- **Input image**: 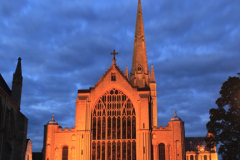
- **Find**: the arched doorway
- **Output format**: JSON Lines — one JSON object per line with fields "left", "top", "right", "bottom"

{"left": 159, "top": 143, "right": 165, "bottom": 160}
{"left": 62, "top": 146, "right": 68, "bottom": 160}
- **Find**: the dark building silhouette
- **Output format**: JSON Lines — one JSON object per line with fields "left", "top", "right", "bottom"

{"left": 0, "top": 58, "right": 30, "bottom": 160}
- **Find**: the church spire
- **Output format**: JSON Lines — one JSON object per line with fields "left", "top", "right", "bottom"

{"left": 131, "top": 0, "right": 148, "bottom": 74}
{"left": 12, "top": 57, "right": 23, "bottom": 107}
{"left": 131, "top": 0, "right": 149, "bottom": 87}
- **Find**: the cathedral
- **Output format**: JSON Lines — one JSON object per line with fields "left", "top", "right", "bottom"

{"left": 43, "top": 0, "right": 218, "bottom": 160}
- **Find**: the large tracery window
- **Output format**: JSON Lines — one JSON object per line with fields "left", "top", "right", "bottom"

{"left": 92, "top": 88, "right": 136, "bottom": 160}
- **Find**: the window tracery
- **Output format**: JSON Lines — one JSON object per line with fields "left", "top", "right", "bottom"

{"left": 92, "top": 88, "right": 136, "bottom": 160}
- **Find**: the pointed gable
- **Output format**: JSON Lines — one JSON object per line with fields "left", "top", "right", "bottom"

{"left": 93, "top": 63, "right": 133, "bottom": 89}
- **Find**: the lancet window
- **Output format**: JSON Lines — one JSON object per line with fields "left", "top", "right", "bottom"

{"left": 92, "top": 88, "right": 136, "bottom": 160}
{"left": 9, "top": 109, "right": 15, "bottom": 143}
{"left": 111, "top": 72, "right": 116, "bottom": 81}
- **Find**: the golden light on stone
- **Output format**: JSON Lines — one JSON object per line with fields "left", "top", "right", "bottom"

{"left": 42, "top": 0, "right": 218, "bottom": 160}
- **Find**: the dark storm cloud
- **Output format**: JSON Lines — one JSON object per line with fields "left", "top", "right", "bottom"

{"left": 1, "top": 0, "right": 239, "bottom": 157}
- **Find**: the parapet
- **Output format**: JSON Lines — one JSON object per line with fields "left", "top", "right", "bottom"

{"left": 152, "top": 124, "right": 172, "bottom": 131}
{"left": 56, "top": 126, "right": 76, "bottom": 132}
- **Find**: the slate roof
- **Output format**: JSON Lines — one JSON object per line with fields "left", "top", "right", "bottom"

{"left": 0, "top": 74, "right": 11, "bottom": 96}
{"left": 185, "top": 137, "right": 210, "bottom": 151}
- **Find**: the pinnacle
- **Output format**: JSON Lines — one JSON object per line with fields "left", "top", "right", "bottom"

{"left": 150, "top": 65, "right": 155, "bottom": 82}
{"left": 125, "top": 65, "right": 129, "bottom": 79}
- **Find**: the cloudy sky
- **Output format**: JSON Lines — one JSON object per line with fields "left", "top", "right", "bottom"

{"left": 1, "top": 0, "right": 240, "bottom": 155}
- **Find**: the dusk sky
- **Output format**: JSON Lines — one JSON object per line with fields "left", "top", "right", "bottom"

{"left": 1, "top": 0, "right": 240, "bottom": 155}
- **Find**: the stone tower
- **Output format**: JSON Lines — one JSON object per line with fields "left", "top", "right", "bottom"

{"left": 130, "top": 0, "right": 158, "bottom": 127}
{"left": 131, "top": 0, "right": 149, "bottom": 88}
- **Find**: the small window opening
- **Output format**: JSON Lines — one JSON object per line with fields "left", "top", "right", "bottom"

{"left": 143, "top": 123, "right": 145, "bottom": 129}
{"left": 138, "top": 65, "right": 141, "bottom": 71}
{"left": 111, "top": 73, "right": 116, "bottom": 81}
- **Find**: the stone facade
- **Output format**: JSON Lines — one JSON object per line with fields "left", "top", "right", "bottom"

{"left": 42, "top": 0, "right": 218, "bottom": 160}
{"left": 152, "top": 113, "right": 185, "bottom": 160}
{"left": 0, "top": 58, "right": 29, "bottom": 160}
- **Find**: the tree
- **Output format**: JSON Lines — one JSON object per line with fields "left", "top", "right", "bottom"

{"left": 206, "top": 75, "right": 240, "bottom": 160}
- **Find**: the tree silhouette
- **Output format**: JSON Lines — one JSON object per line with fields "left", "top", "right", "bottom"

{"left": 206, "top": 75, "right": 240, "bottom": 160}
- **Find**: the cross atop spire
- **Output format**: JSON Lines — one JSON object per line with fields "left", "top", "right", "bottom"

{"left": 111, "top": 50, "right": 118, "bottom": 64}
{"left": 111, "top": 50, "right": 118, "bottom": 59}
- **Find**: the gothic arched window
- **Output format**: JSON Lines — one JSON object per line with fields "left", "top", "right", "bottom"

{"left": 92, "top": 88, "right": 136, "bottom": 160}
{"left": 62, "top": 146, "right": 68, "bottom": 160}
{"left": 159, "top": 143, "right": 165, "bottom": 160}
